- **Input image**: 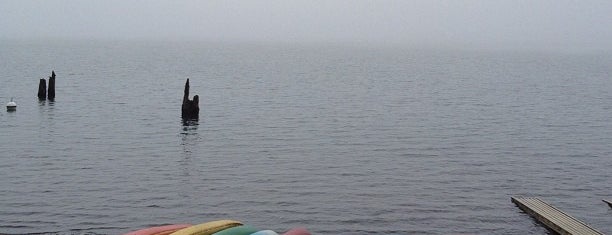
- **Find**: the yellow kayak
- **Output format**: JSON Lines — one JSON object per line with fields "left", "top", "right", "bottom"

{"left": 170, "top": 220, "right": 242, "bottom": 235}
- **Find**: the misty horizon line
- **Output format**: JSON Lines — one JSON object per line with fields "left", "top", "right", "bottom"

{"left": 2, "top": 36, "right": 610, "bottom": 53}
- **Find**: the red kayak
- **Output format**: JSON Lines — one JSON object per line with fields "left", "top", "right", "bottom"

{"left": 282, "top": 227, "right": 311, "bottom": 235}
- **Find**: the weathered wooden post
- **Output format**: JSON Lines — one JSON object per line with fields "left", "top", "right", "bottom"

{"left": 38, "top": 79, "right": 46, "bottom": 100}
{"left": 181, "top": 79, "right": 199, "bottom": 119}
{"left": 48, "top": 71, "right": 55, "bottom": 100}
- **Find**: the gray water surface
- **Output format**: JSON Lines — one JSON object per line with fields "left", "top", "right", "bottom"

{"left": 1, "top": 41, "right": 611, "bottom": 234}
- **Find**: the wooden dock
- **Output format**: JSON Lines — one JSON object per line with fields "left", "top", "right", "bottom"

{"left": 511, "top": 197, "right": 604, "bottom": 235}
{"left": 604, "top": 199, "right": 612, "bottom": 208}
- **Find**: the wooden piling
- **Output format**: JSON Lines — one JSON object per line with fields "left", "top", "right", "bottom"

{"left": 181, "top": 79, "right": 199, "bottom": 119}
{"left": 48, "top": 71, "right": 55, "bottom": 100}
{"left": 38, "top": 79, "right": 46, "bottom": 100}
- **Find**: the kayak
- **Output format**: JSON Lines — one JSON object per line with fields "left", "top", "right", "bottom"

{"left": 282, "top": 227, "right": 311, "bottom": 235}
{"left": 212, "top": 225, "right": 259, "bottom": 235}
{"left": 170, "top": 220, "right": 242, "bottom": 235}
{"left": 250, "top": 230, "right": 279, "bottom": 235}
{"left": 123, "top": 224, "right": 192, "bottom": 235}
{"left": 124, "top": 220, "right": 310, "bottom": 235}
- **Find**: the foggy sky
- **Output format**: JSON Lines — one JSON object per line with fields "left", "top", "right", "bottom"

{"left": 2, "top": 0, "right": 611, "bottom": 50}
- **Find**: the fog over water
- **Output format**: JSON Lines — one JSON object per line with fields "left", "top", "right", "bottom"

{"left": 1, "top": 0, "right": 612, "bottom": 51}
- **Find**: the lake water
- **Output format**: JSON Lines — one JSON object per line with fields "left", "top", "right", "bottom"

{"left": 1, "top": 40, "right": 611, "bottom": 235}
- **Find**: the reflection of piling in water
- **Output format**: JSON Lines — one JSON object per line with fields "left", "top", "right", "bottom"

{"left": 182, "top": 118, "right": 199, "bottom": 128}
{"left": 181, "top": 79, "right": 199, "bottom": 120}
{"left": 48, "top": 71, "right": 55, "bottom": 100}
{"left": 38, "top": 79, "right": 46, "bottom": 100}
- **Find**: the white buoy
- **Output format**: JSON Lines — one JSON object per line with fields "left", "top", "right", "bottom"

{"left": 6, "top": 97, "right": 16, "bottom": 111}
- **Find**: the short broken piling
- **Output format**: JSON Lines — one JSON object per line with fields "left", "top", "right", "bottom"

{"left": 38, "top": 79, "right": 46, "bottom": 100}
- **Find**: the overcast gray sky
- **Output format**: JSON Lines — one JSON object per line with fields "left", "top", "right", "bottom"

{"left": 1, "top": 0, "right": 611, "bottom": 50}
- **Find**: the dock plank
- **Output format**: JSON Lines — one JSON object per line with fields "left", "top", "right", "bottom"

{"left": 604, "top": 199, "right": 612, "bottom": 208}
{"left": 511, "top": 197, "right": 604, "bottom": 235}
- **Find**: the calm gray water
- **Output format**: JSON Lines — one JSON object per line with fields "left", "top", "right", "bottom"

{"left": 1, "top": 40, "right": 611, "bottom": 235}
